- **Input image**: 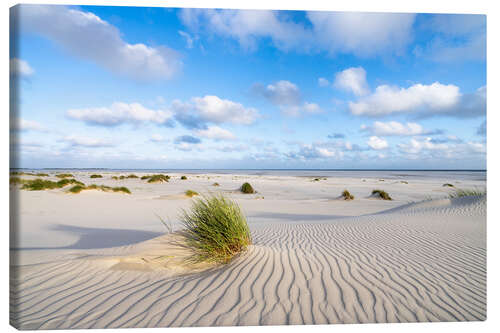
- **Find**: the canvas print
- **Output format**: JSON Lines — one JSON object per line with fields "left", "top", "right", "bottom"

{"left": 9, "top": 4, "right": 486, "bottom": 330}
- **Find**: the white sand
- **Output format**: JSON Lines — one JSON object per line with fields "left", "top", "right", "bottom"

{"left": 9, "top": 171, "right": 486, "bottom": 329}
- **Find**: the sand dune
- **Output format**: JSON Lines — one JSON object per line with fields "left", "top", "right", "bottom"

{"left": 10, "top": 194, "right": 486, "bottom": 329}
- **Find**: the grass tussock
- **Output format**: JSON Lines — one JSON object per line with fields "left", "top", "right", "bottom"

{"left": 69, "top": 184, "right": 131, "bottom": 194}
{"left": 180, "top": 194, "right": 252, "bottom": 264}
{"left": 400, "top": 181, "right": 409, "bottom": 184}
{"left": 341, "top": 190, "right": 354, "bottom": 200}
{"left": 90, "top": 174, "right": 103, "bottom": 178}
{"left": 10, "top": 171, "right": 49, "bottom": 177}
{"left": 55, "top": 173, "right": 74, "bottom": 179}
{"left": 147, "top": 174, "right": 170, "bottom": 183}
{"left": 212, "top": 182, "right": 220, "bottom": 186}
{"left": 181, "top": 175, "right": 187, "bottom": 180}
{"left": 113, "top": 174, "right": 139, "bottom": 180}
{"left": 10, "top": 177, "right": 26, "bottom": 185}
{"left": 448, "top": 188, "right": 486, "bottom": 198}
{"left": 185, "top": 190, "right": 199, "bottom": 197}
{"left": 443, "top": 183, "right": 455, "bottom": 187}
{"left": 240, "top": 182, "right": 255, "bottom": 194}
{"left": 372, "top": 189, "right": 392, "bottom": 200}
{"left": 20, "top": 178, "right": 84, "bottom": 191}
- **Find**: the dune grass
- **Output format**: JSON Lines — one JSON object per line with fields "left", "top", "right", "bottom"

{"left": 90, "top": 174, "right": 103, "bottom": 178}
{"left": 212, "top": 182, "right": 220, "bottom": 186}
{"left": 180, "top": 194, "right": 252, "bottom": 264}
{"left": 113, "top": 174, "right": 139, "bottom": 180}
{"left": 372, "top": 189, "right": 392, "bottom": 200}
{"left": 125, "top": 174, "right": 139, "bottom": 178}
{"left": 448, "top": 188, "right": 486, "bottom": 198}
{"left": 341, "top": 189, "right": 354, "bottom": 200}
{"left": 68, "top": 184, "right": 131, "bottom": 194}
{"left": 181, "top": 175, "right": 187, "bottom": 180}
{"left": 10, "top": 171, "right": 49, "bottom": 177}
{"left": 20, "top": 178, "right": 84, "bottom": 191}
{"left": 240, "top": 182, "right": 255, "bottom": 194}
{"left": 185, "top": 190, "right": 199, "bottom": 197}
{"left": 147, "top": 174, "right": 170, "bottom": 183}
{"left": 443, "top": 183, "right": 455, "bottom": 187}
{"left": 10, "top": 177, "right": 25, "bottom": 185}
{"left": 55, "top": 173, "right": 74, "bottom": 179}
{"left": 400, "top": 181, "right": 409, "bottom": 184}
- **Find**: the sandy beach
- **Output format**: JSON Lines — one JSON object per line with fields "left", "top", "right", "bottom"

{"left": 9, "top": 170, "right": 486, "bottom": 329}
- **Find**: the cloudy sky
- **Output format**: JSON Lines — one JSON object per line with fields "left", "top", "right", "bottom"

{"left": 10, "top": 5, "right": 486, "bottom": 169}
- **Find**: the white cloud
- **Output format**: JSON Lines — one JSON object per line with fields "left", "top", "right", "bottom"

{"left": 318, "top": 77, "right": 330, "bottom": 87}
{"left": 63, "top": 135, "right": 113, "bottom": 147}
{"left": 254, "top": 80, "right": 321, "bottom": 116}
{"left": 349, "top": 82, "right": 463, "bottom": 116}
{"left": 14, "top": 5, "right": 181, "bottom": 81}
{"left": 10, "top": 118, "right": 46, "bottom": 132}
{"left": 367, "top": 136, "right": 388, "bottom": 150}
{"left": 334, "top": 67, "right": 370, "bottom": 96}
{"left": 191, "top": 95, "right": 259, "bottom": 125}
{"left": 180, "top": 9, "right": 416, "bottom": 57}
{"left": 10, "top": 58, "right": 34, "bottom": 77}
{"left": 306, "top": 12, "right": 416, "bottom": 57}
{"left": 196, "top": 126, "right": 236, "bottom": 141}
{"left": 178, "top": 30, "right": 195, "bottom": 48}
{"left": 67, "top": 102, "right": 174, "bottom": 127}
{"left": 361, "top": 121, "right": 441, "bottom": 136}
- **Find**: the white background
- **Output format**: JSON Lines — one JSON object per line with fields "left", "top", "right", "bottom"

{"left": 2, "top": 1, "right": 498, "bottom": 332}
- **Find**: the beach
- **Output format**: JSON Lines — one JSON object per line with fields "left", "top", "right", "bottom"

{"left": 9, "top": 170, "right": 486, "bottom": 329}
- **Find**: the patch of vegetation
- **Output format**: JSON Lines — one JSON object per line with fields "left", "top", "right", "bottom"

{"left": 56, "top": 179, "right": 84, "bottom": 187}
{"left": 147, "top": 174, "right": 170, "bottom": 183}
{"left": 180, "top": 194, "right": 252, "bottom": 264}
{"left": 212, "top": 182, "right": 220, "bottom": 186}
{"left": 10, "top": 171, "right": 49, "bottom": 177}
{"left": 125, "top": 174, "right": 138, "bottom": 178}
{"left": 313, "top": 178, "right": 320, "bottom": 181}
{"left": 341, "top": 190, "right": 354, "bottom": 200}
{"left": 443, "top": 183, "right": 455, "bottom": 187}
{"left": 10, "top": 177, "right": 25, "bottom": 185}
{"left": 113, "top": 174, "right": 140, "bottom": 180}
{"left": 181, "top": 175, "right": 187, "bottom": 180}
{"left": 372, "top": 189, "right": 392, "bottom": 200}
{"left": 448, "top": 188, "right": 486, "bottom": 198}
{"left": 90, "top": 174, "right": 103, "bottom": 178}
{"left": 69, "top": 184, "right": 131, "bottom": 194}
{"left": 400, "top": 181, "right": 409, "bottom": 184}
{"left": 185, "top": 190, "right": 199, "bottom": 197}
{"left": 55, "top": 173, "right": 74, "bottom": 179}
{"left": 240, "top": 182, "right": 255, "bottom": 194}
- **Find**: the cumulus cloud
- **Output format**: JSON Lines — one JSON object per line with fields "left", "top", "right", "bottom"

{"left": 180, "top": 9, "right": 415, "bottom": 57}
{"left": 174, "top": 95, "right": 259, "bottom": 129}
{"left": 67, "top": 102, "right": 175, "bottom": 127}
{"left": 361, "top": 121, "right": 442, "bottom": 136}
{"left": 10, "top": 118, "right": 46, "bottom": 132}
{"left": 62, "top": 135, "right": 113, "bottom": 148}
{"left": 150, "top": 134, "right": 166, "bottom": 142}
{"left": 10, "top": 58, "right": 34, "bottom": 77}
{"left": 196, "top": 126, "right": 236, "bottom": 141}
{"left": 348, "top": 82, "right": 485, "bottom": 118}
{"left": 285, "top": 144, "right": 340, "bottom": 160}
{"left": 334, "top": 67, "right": 369, "bottom": 96}
{"left": 367, "top": 136, "right": 388, "bottom": 150}
{"left": 13, "top": 5, "right": 181, "bottom": 81}
{"left": 253, "top": 80, "right": 321, "bottom": 116}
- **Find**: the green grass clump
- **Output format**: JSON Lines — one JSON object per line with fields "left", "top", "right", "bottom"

{"left": 448, "top": 188, "right": 486, "bottom": 198}
{"left": 180, "top": 194, "right": 252, "bottom": 264}
{"left": 112, "top": 186, "right": 131, "bottom": 194}
{"left": 10, "top": 177, "right": 26, "bottom": 185}
{"left": 55, "top": 173, "right": 74, "bottom": 179}
{"left": 68, "top": 185, "right": 86, "bottom": 193}
{"left": 56, "top": 178, "right": 84, "bottom": 187}
{"left": 240, "top": 182, "right": 255, "bottom": 194}
{"left": 10, "top": 171, "right": 49, "bottom": 177}
{"left": 443, "top": 183, "right": 455, "bottom": 187}
{"left": 20, "top": 178, "right": 84, "bottom": 191}
{"left": 181, "top": 175, "right": 187, "bottom": 180}
{"left": 372, "top": 189, "right": 392, "bottom": 200}
{"left": 400, "top": 181, "right": 409, "bottom": 184}
{"left": 125, "top": 174, "right": 138, "bottom": 178}
{"left": 147, "top": 174, "right": 170, "bottom": 183}
{"left": 341, "top": 190, "right": 354, "bottom": 200}
{"left": 185, "top": 190, "right": 199, "bottom": 197}
{"left": 90, "top": 174, "right": 103, "bottom": 178}
{"left": 35, "top": 173, "right": 49, "bottom": 177}
{"left": 212, "top": 182, "right": 220, "bottom": 186}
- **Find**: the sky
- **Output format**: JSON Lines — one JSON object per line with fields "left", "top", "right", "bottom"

{"left": 9, "top": 4, "right": 487, "bottom": 169}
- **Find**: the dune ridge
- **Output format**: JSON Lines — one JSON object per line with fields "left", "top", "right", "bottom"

{"left": 10, "top": 196, "right": 486, "bottom": 329}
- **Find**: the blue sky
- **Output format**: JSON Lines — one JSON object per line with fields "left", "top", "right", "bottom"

{"left": 10, "top": 5, "right": 486, "bottom": 169}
